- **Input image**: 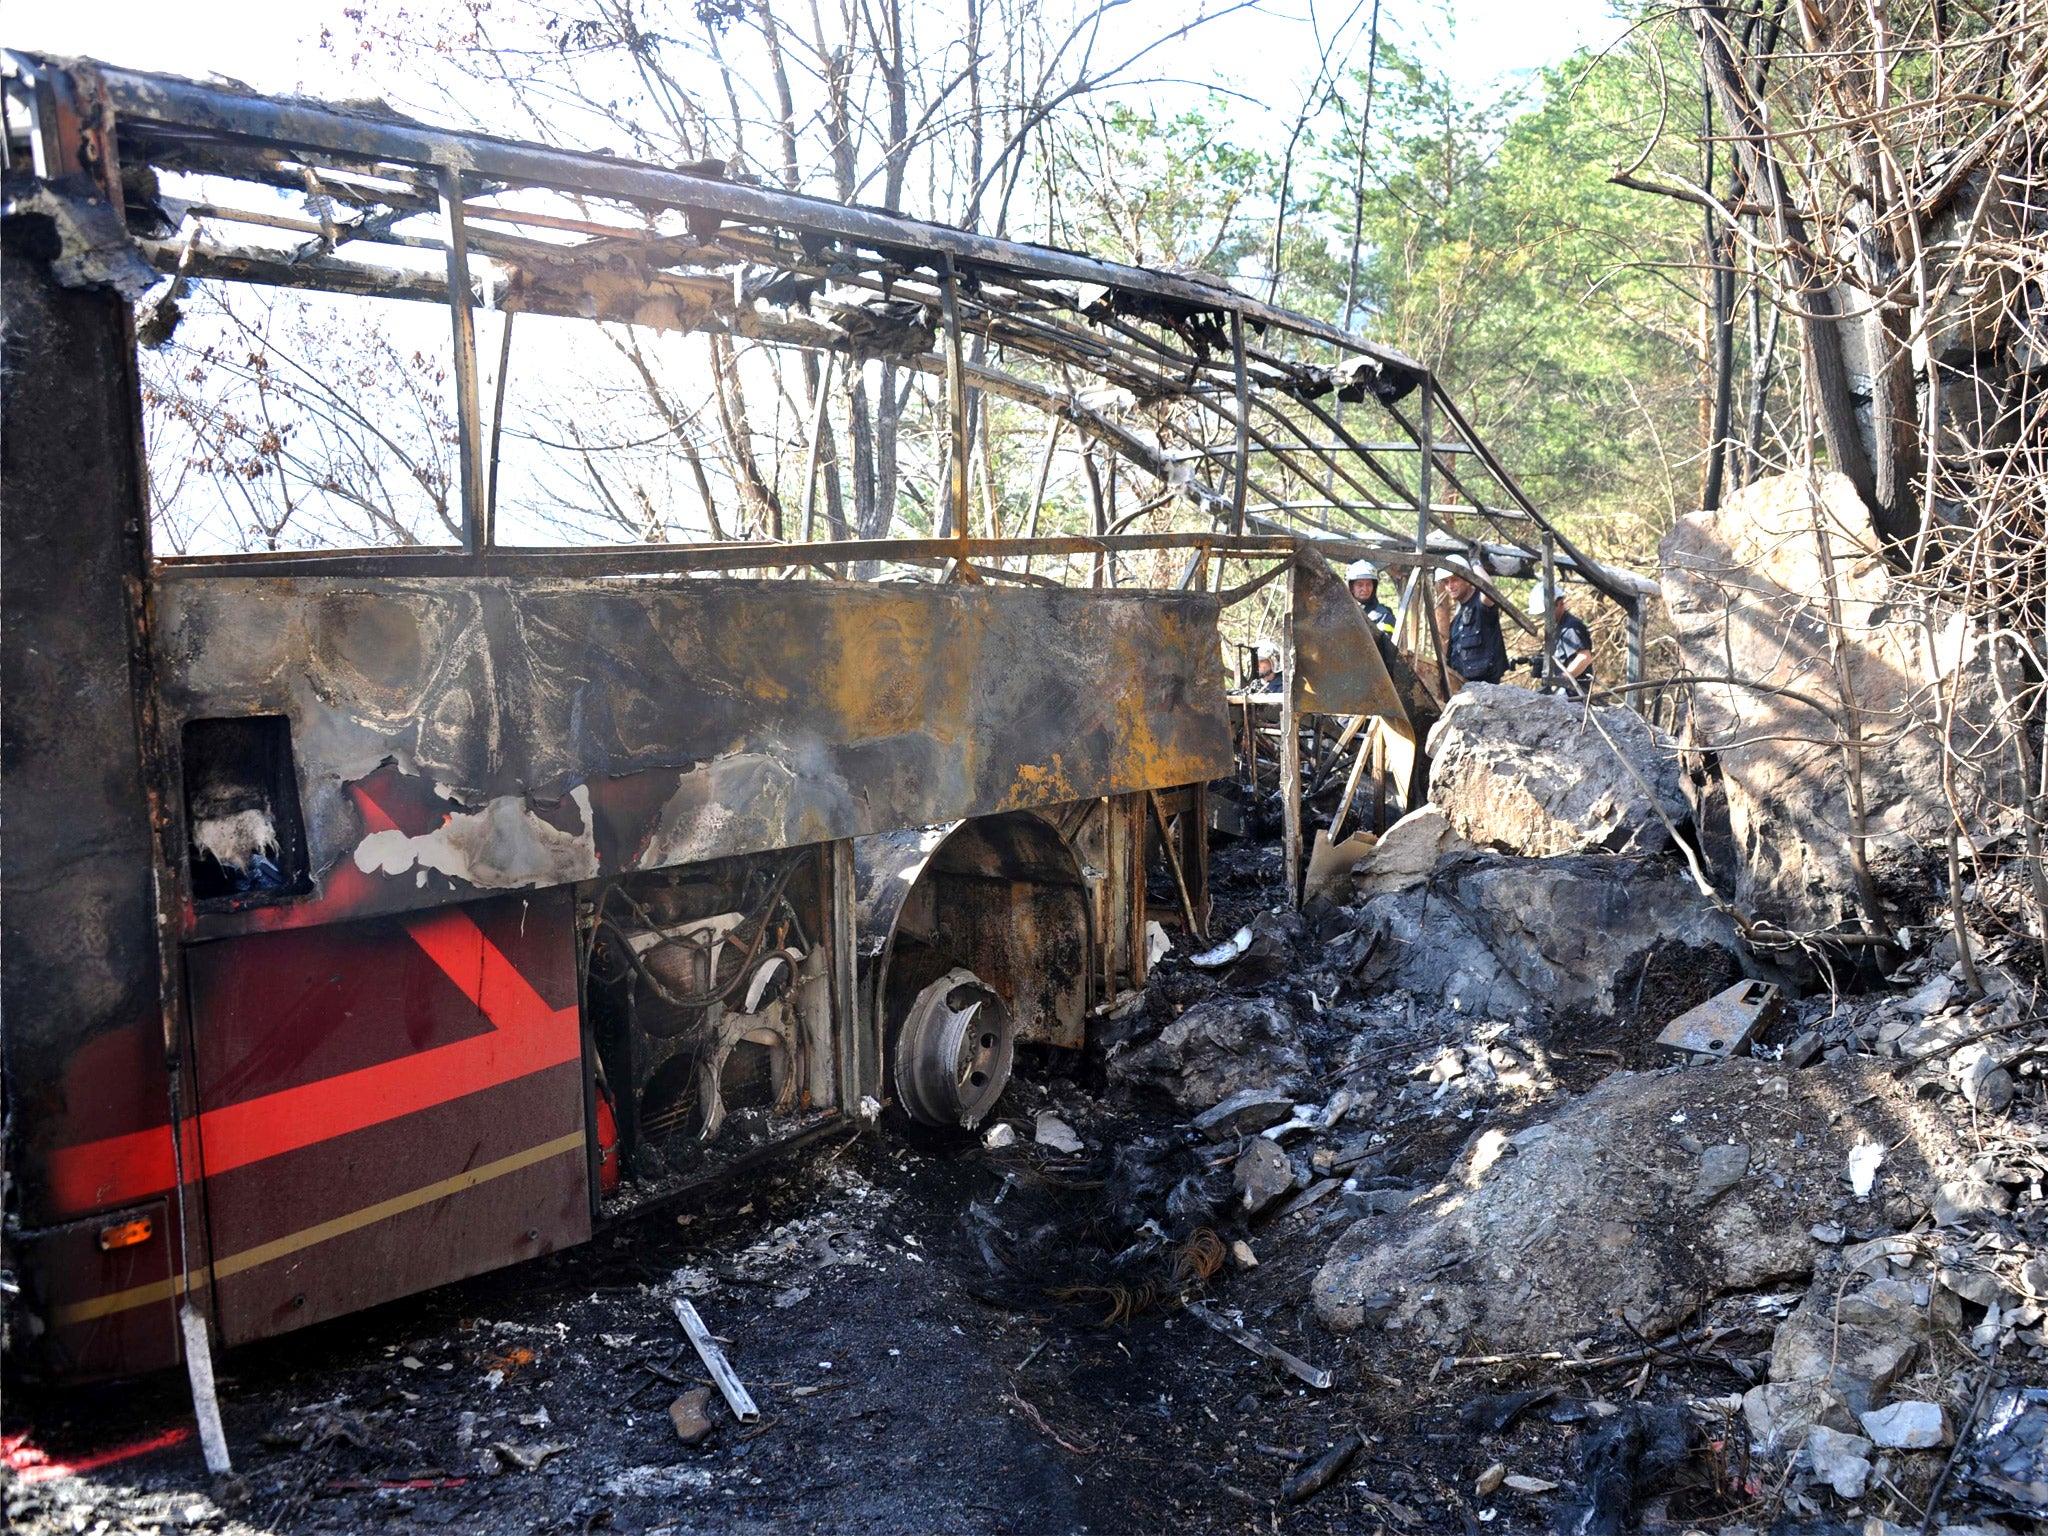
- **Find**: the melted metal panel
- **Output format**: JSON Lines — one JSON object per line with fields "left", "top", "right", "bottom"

{"left": 152, "top": 576, "right": 1233, "bottom": 934}
{"left": 1290, "top": 554, "right": 1408, "bottom": 725}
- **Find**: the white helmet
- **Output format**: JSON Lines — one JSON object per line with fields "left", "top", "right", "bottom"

{"left": 1526, "top": 584, "right": 1560, "bottom": 617}
{"left": 1344, "top": 559, "right": 1379, "bottom": 583}
{"left": 1439, "top": 554, "right": 1475, "bottom": 581}
{"left": 1254, "top": 639, "right": 1282, "bottom": 660}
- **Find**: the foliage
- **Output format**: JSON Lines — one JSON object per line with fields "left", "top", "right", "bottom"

{"left": 1280, "top": 31, "right": 1709, "bottom": 566}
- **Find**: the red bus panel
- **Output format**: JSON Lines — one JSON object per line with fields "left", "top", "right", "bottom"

{"left": 182, "top": 891, "right": 588, "bottom": 1346}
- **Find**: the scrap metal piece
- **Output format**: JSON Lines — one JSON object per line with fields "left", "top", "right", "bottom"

{"left": 1656, "top": 978, "right": 1781, "bottom": 1063}
{"left": 669, "top": 1297, "right": 760, "bottom": 1424}
{"left": 1184, "top": 1301, "right": 1333, "bottom": 1390}
{"left": 4, "top": 178, "right": 164, "bottom": 300}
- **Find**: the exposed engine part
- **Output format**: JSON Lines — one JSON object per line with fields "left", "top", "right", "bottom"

{"left": 630, "top": 912, "right": 748, "bottom": 1038}
{"left": 892, "top": 968, "right": 1014, "bottom": 1129}
{"left": 584, "top": 850, "right": 826, "bottom": 1167}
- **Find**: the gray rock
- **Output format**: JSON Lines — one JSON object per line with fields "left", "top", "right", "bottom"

{"left": 1901, "top": 975, "right": 1958, "bottom": 1016}
{"left": 1843, "top": 1235, "right": 1919, "bottom": 1275}
{"left": 1234, "top": 1138, "right": 1295, "bottom": 1216}
{"left": 1423, "top": 683, "right": 1688, "bottom": 857}
{"left": 1353, "top": 853, "right": 1746, "bottom": 1020}
{"left": 1745, "top": 1381, "right": 1850, "bottom": 1459}
{"left": 2020, "top": 1256, "right": 2048, "bottom": 1299}
{"left": 1809, "top": 1222, "right": 1846, "bottom": 1244}
{"left": 1192, "top": 1089, "right": 1300, "bottom": 1142}
{"left": 1834, "top": 1279, "right": 1927, "bottom": 1335}
{"left": 1931, "top": 1171, "right": 2013, "bottom": 1227}
{"left": 1770, "top": 1308, "right": 1919, "bottom": 1413}
{"left": 1937, "top": 1266, "right": 2006, "bottom": 1308}
{"left": 1312, "top": 1059, "right": 1946, "bottom": 1348}
{"left": 1859, "top": 1400, "right": 1948, "bottom": 1449}
{"left": 1340, "top": 1186, "right": 1420, "bottom": 1218}
{"left": 1661, "top": 472, "right": 2025, "bottom": 934}
{"left": 1958, "top": 1054, "right": 2016, "bottom": 1114}
{"left": 1804, "top": 1425, "right": 1873, "bottom": 1498}
{"left": 1350, "top": 804, "right": 1471, "bottom": 899}
{"left": 1105, "top": 997, "right": 1308, "bottom": 1111}
{"left": 1696, "top": 1144, "right": 1751, "bottom": 1205}
{"left": 1785, "top": 1031, "right": 1824, "bottom": 1068}
{"left": 1898, "top": 1014, "right": 1978, "bottom": 1058}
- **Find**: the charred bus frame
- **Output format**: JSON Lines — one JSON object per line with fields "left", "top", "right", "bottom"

{"left": 1, "top": 52, "right": 1621, "bottom": 1385}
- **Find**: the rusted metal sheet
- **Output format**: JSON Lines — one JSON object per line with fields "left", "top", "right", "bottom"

{"left": 153, "top": 576, "right": 1232, "bottom": 936}
{"left": 1289, "top": 554, "right": 1408, "bottom": 726}
{"left": 853, "top": 811, "right": 1092, "bottom": 1054}
{"left": 1656, "top": 979, "right": 1783, "bottom": 1063}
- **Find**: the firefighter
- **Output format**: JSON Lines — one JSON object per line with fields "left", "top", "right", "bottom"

{"left": 1526, "top": 584, "right": 1595, "bottom": 695}
{"left": 1434, "top": 556, "right": 1508, "bottom": 687}
{"left": 1251, "top": 639, "right": 1284, "bottom": 693}
{"left": 1346, "top": 558, "right": 1397, "bottom": 636}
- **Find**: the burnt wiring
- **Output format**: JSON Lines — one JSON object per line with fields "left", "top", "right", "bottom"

{"left": 584, "top": 848, "right": 814, "bottom": 1012}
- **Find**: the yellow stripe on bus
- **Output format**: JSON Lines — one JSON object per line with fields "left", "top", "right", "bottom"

{"left": 53, "top": 1131, "right": 587, "bottom": 1327}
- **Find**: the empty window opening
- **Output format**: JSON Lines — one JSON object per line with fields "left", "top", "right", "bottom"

{"left": 182, "top": 715, "right": 309, "bottom": 904}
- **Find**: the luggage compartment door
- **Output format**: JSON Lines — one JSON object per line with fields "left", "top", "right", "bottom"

{"left": 183, "top": 890, "right": 588, "bottom": 1346}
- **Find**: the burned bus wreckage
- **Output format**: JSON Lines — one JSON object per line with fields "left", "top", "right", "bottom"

{"left": 0, "top": 53, "right": 1631, "bottom": 1395}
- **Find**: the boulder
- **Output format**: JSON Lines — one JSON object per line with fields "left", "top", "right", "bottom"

{"left": 1744, "top": 1270, "right": 1935, "bottom": 1458}
{"left": 1424, "top": 683, "right": 1688, "bottom": 856}
{"left": 1768, "top": 1306, "right": 1920, "bottom": 1413}
{"left": 1104, "top": 997, "right": 1308, "bottom": 1111}
{"left": 1312, "top": 1058, "right": 1963, "bottom": 1350}
{"left": 1353, "top": 852, "right": 1746, "bottom": 1020}
{"left": 1661, "top": 471, "right": 2025, "bottom": 933}
{"left": 1349, "top": 805, "right": 1470, "bottom": 899}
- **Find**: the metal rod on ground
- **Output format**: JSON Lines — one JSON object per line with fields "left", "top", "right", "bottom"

{"left": 800, "top": 348, "right": 835, "bottom": 545}
{"left": 670, "top": 1297, "right": 760, "bottom": 1423}
{"left": 1185, "top": 1301, "right": 1332, "bottom": 1390}
{"left": 485, "top": 309, "right": 514, "bottom": 539}
{"left": 1230, "top": 311, "right": 1249, "bottom": 536}
{"left": 1148, "top": 789, "right": 1205, "bottom": 938}
{"left": 437, "top": 163, "right": 488, "bottom": 553}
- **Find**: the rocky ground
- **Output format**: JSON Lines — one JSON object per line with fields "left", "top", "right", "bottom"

{"left": 12, "top": 786, "right": 2048, "bottom": 1534}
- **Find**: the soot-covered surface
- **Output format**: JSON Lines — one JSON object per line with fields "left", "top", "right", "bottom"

{"left": 11, "top": 832, "right": 2043, "bottom": 1535}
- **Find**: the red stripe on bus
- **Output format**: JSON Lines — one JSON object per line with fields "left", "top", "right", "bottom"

{"left": 44, "top": 792, "right": 579, "bottom": 1217}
